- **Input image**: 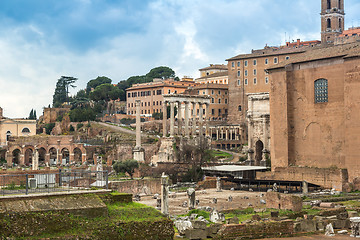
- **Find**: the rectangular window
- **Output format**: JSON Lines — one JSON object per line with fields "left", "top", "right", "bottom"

{"left": 237, "top": 70, "right": 241, "bottom": 77}
{"left": 265, "top": 77, "right": 269, "bottom": 84}
{"left": 245, "top": 79, "right": 248, "bottom": 85}
{"left": 128, "top": 93, "right": 131, "bottom": 98}
{"left": 244, "top": 60, "right": 248, "bottom": 67}
{"left": 254, "top": 78, "right": 257, "bottom": 85}
{"left": 237, "top": 61, "right": 240, "bottom": 67}
{"left": 253, "top": 59, "right": 257, "bottom": 66}
{"left": 237, "top": 79, "right": 241, "bottom": 86}
{"left": 232, "top": 62, "right": 235, "bottom": 68}
{"left": 225, "top": 109, "right": 228, "bottom": 114}
{"left": 218, "top": 98, "right": 221, "bottom": 104}
{"left": 245, "top": 70, "right": 248, "bottom": 76}
{"left": 211, "top": 90, "right": 214, "bottom": 94}
{"left": 218, "top": 109, "right": 222, "bottom": 115}
{"left": 225, "top": 99, "right": 228, "bottom": 104}
{"left": 253, "top": 69, "right": 257, "bottom": 76}
{"left": 211, "top": 109, "right": 215, "bottom": 115}
{"left": 315, "top": 79, "right": 328, "bottom": 103}
{"left": 265, "top": 58, "right": 268, "bottom": 65}
{"left": 212, "top": 98, "right": 214, "bottom": 103}
{"left": 274, "top": 57, "right": 278, "bottom": 64}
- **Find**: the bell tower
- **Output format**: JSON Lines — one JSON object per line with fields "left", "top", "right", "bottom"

{"left": 321, "top": 0, "right": 345, "bottom": 44}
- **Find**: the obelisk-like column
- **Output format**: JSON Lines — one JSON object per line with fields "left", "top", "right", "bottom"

{"left": 205, "top": 103, "right": 210, "bottom": 137}
{"left": 192, "top": 102, "right": 197, "bottom": 136}
{"left": 162, "top": 101, "right": 167, "bottom": 137}
{"left": 135, "top": 100, "right": 141, "bottom": 148}
{"left": 199, "top": 103, "right": 204, "bottom": 137}
{"left": 170, "top": 101, "right": 175, "bottom": 137}
{"left": 184, "top": 101, "right": 190, "bottom": 137}
{"left": 177, "top": 101, "right": 182, "bottom": 136}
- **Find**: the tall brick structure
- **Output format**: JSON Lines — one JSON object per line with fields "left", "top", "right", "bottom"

{"left": 265, "top": 42, "right": 360, "bottom": 191}
{"left": 321, "top": 0, "right": 345, "bottom": 44}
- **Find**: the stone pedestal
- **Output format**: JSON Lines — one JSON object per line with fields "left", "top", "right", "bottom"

{"left": 187, "top": 188, "right": 196, "bottom": 210}
{"left": 350, "top": 217, "right": 360, "bottom": 237}
{"left": 133, "top": 147, "right": 145, "bottom": 162}
{"left": 32, "top": 150, "right": 39, "bottom": 170}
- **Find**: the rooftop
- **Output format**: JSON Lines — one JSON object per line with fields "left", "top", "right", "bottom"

{"left": 199, "top": 64, "right": 227, "bottom": 71}
{"left": 193, "top": 83, "right": 228, "bottom": 90}
{"left": 226, "top": 47, "right": 306, "bottom": 61}
{"left": 267, "top": 42, "right": 360, "bottom": 71}
{"left": 196, "top": 71, "right": 228, "bottom": 80}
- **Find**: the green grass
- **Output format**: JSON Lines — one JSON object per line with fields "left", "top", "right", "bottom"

{"left": 340, "top": 200, "right": 360, "bottom": 208}
{"left": 210, "top": 150, "right": 232, "bottom": 159}
{"left": 107, "top": 202, "right": 165, "bottom": 222}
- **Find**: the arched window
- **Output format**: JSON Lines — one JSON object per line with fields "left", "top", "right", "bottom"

{"left": 327, "top": 0, "right": 331, "bottom": 9}
{"left": 339, "top": 18, "right": 342, "bottom": 28}
{"left": 338, "top": 0, "right": 341, "bottom": 8}
{"left": 6, "top": 131, "right": 11, "bottom": 141}
{"left": 22, "top": 128, "right": 30, "bottom": 133}
{"left": 327, "top": 19, "right": 331, "bottom": 28}
{"left": 314, "top": 79, "right": 328, "bottom": 103}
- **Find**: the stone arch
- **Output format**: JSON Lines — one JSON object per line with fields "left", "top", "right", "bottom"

{"left": 24, "top": 148, "right": 33, "bottom": 166}
{"left": 255, "top": 140, "right": 264, "bottom": 166}
{"left": 61, "top": 148, "right": 70, "bottom": 165}
{"left": 21, "top": 127, "right": 31, "bottom": 136}
{"left": 38, "top": 147, "right": 46, "bottom": 165}
{"left": 12, "top": 148, "right": 21, "bottom": 165}
{"left": 49, "top": 147, "right": 58, "bottom": 165}
{"left": 73, "top": 147, "right": 82, "bottom": 164}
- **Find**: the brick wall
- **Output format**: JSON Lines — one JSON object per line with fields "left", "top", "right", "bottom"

{"left": 266, "top": 192, "right": 303, "bottom": 212}
{"left": 109, "top": 178, "right": 161, "bottom": 195}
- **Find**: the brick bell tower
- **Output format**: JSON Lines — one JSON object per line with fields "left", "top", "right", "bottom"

{"left": 321, "top": 0, "right": 345, "bottom": 44}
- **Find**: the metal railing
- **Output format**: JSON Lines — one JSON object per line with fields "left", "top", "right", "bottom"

{"left": 0, "top": 170, "right": 108, "bottom": 196}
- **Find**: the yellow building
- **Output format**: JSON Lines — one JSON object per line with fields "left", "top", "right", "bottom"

{"left": 0, "top": 107, "right": 37, "bottom": 146}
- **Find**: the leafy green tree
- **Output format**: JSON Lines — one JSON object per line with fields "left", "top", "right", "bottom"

{"left": 69, "top": 107, "right": 97, "bottom": 122}
{"left": 86, "top": 76, "right": 112, "bottom": 93}
{"left": 152, "top": 112, "right": 163, "bottom": 120}
{"left": 113, "top": 159, "right": 139, "bottom": 179}
{"left": 52, "top": 76, "right": 78, "bottom": 107}
{"left": 89, "top": 83, "right": 123, "bottom": 102}
{"left": 69, "top": 125, "right": 75, "bottom": 132}
{"left": 44, "top": 123, "right": 55, "bottom": 135}
{"left": 146, "top": 66, "right": 175, "bottom": 80}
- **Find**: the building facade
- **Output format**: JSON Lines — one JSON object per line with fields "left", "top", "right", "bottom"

{"left": 199, "top": 64, "right": 227, "bottom": 78}
{"left": 126, "top": 79, "right": 196, "bottom": 117}
{"left": 0, "top": 107, "right": 37, "bottom": 146}
{"left": 266, "top": 42, "right": 360, "bottom": 190}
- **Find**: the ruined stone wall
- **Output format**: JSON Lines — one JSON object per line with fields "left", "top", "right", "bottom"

{"left": 265, "top": 192, "right": 303, "bottom": 212}
{"left": 257, "top": 166, "right": 348, "bottom": 191}
{"left": 109, "top": 178, "right": 161, "bottom": 195}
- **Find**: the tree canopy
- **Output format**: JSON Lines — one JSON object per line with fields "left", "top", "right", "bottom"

{"left": 52, "top": 76, "right": 77, "bottom": 107}
{"left": 89, "top": 83, "right": 124, "bottom": 102}
{"left": 28, "top": 109, "right": 37, "bottom": 120}
{"left": 146, "top": 66, "right": 175, "bottom": 79}
{"left": 86, "top": 76, "right": 112, "bottom": 93}
{"left": 113, "top": 159, "right": 139, "bottom": 179}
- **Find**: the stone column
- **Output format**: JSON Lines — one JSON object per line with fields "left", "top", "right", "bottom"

{"left": 225, "top": 129, "right": 229, "bottom": 140}
{"left": 184, "top": 101, "right": 190, "bottom": 137}
{"left": 216, "top": 129, "right": 219, "bottom": 140}
{"left": 187, "top": 188, "right": 196, "bottom": 210}
{"left": 161, "top": 173, "right": 169, "bottom": 216}
{"left": 135, "top": 100, "right": 141, "bottom": 148}
{"left": 246, "top": 118, "right": 255, "bottom": 166}
{"left": 199, "top": 103, "right": 204, "bottom": 137}
{"left": 192, "top": 102, "right": 197, "bottom": 136}
{"left": 32, "top": 150, "right": 39, "bottom": 170}
{"left": 170, "top": 101, "right": 175, "bottom": 137}
{"left": 261, "top": 115, "right": 269, "bottom": 166}
{"left": 205, "top": 103, "right": 210, "bottom": 137}
{"left": 302, "top": 181, "right": 309, "bottom": 194}
{"left": 162, "top": 101, "right": 167, "bottom": 137}
{"left": 216, "top": 177, "right": 222, "bottom": 192}
{"left": 177, "top": 101, "right": 182, "bottom": 136}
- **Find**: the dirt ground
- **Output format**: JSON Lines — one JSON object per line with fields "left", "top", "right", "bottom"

{"left": 139, "top": 188, "right": 266, "bottom": 216}
{"left": 262, "top": 235, "right": 354, "bottom": 240}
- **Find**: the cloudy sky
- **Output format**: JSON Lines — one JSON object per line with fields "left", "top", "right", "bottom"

{"left": 0, "top": 0, "right": 359, "bottom": 118}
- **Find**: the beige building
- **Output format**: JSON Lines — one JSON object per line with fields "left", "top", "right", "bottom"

{"left": 0, "top": 107, "right": 37, "bottom": 146}
{"left": 126, "top": 78, "right": 197, "bottom": 117}
{"left": 199, "top": 64, "right": 227, "bottom": 78}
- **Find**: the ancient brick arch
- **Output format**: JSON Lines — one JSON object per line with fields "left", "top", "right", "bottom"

{"left": 5, "top": 136, "right": 93, "bottom": 167}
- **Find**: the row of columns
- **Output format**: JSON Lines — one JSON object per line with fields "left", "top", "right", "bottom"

{"left": 210, "top": 127, "right": 241, "bottom": 141}
{"left": 162, "top": 100, "right": 210, "bottom": 138}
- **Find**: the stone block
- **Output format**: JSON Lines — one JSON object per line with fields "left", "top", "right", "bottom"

{"left": 185, "top": 229, "right": 207, "bottom": 240}
{"left": 294, "top": 219, "right": 317, "bottom": 233}
{"left": 252, "top": 214, "right": 262, "bottom": 221}
{"left": 206, "top": 223, "right": 222, "bottom": 238}
{"left": 316, "top": 221, "right": 325, "bottom": 231}
{"left": 192, "top": 220, "right": 207, "bottom": 230}
{"left": 226, "top": 216, "right": 239, "bottom": 224}
{"left": 337, "top": 211, "right": 349, "bottom": 220}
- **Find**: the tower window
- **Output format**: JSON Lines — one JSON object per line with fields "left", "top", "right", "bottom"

{"left": 327, "top": 19, "right": 331, "bottom": 28}
{"left": 314, "top": 79, "right": 328, "bottom": 103}
{"left": 327, "top": 0, "right": 331, "bottom": 9}
{"left": 339, "top": 18, "right": 342, "bottom": 28}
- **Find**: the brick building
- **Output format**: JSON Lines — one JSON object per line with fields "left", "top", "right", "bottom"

{"left": 321, "top": 0, "right": 345, "bottom": 44}
{"left": 264, "top": 42, "right": 360, "bottom": 191}
{"left": 226, "top": 47, "right": 305, "bottom": 126}
{"left": 198, "top": 64, "right": 227, "bottom": 79}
